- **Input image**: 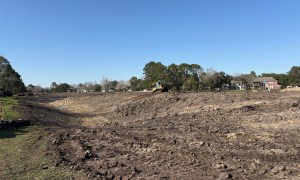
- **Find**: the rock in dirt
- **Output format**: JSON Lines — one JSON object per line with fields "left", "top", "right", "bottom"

{"left": 241, "top": 105, "right": 257, "bottom": 112}
{"left": 290, "top": 101, "right": 299, "bottom": 107}
{"left": 42, "top": 165, "right": 48, "bottom": 170}
{"left": 227, "top": 133, "right": 237, "bottom": 139}
{"left": 264, "top": 149, "right": 285, "bottom": 155}
{"left": 52, "top": 134, "right": 64, "bottom": 145}
{"left": 250, "top": 162, "right": 257, "bottom": 173}
{"left": 215, "top": 163, "right": 228, "bottom": 170}
{"left": 270, "top": 165, "right": 286, "bottom": 175}
{"left": 84, "top": 150, "right": 93, "bottom": 159}
{"left": 218, "top": 173, "right": 233, "bottom": 180}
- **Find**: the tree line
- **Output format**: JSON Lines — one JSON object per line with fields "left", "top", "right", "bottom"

{"left": 17, "top": 61, "right": 300, "bottom": 94}
{"left": 130, "top": 61, "right": 300, "bottom": 91}
{"left": 47, "top": 78, "right": 129, "bottom": 93}
{"left": 1, "top": 55, "right": 300, "bottom": 95}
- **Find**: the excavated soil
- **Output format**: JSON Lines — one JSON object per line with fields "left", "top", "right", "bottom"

{"left": 18, "top": 91, "right": 300, "bottom": 179}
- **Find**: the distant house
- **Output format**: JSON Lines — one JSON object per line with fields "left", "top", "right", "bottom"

{"left": 67, "top": 88, "right": 77, "bottom": 93}
{"left": 252, "top": 77, "right": 281, "bottom": 90}
{"left": 231, "top": 80, "right": 246, "bottom": 90}
{"left": 77, "top": 89, "right": 87, "bottom": 93}
{"left": 222, "top": 84, "right": 230, "bottom": 90}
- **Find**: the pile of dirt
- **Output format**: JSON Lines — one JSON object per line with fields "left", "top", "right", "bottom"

{"left": 115, "top": 93, "right": 180, "bottom": 117}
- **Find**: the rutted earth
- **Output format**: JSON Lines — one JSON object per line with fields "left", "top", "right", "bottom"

{"left": 19, "top": 91, "right": 300, "bottom": 179}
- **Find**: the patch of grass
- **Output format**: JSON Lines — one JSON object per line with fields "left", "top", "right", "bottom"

{"left": 0, "top": 96, "right": 86, "bottom": 179}
{"left": 0, "top": 126, "right": 86, "bottom": 179}
{"left": 0, "top": 96, "right": 20, "bottom": 121}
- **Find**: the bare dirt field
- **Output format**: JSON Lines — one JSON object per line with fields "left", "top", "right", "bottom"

{"left": 18, "top": 91, "right": 300, "bottom": 179}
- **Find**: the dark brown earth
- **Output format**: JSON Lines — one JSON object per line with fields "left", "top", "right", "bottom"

{"left": 18, "top": 91, "right": 300, "bottom": 179}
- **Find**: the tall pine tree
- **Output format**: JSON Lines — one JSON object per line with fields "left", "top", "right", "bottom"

{"left": 0, "top": 56, "right": 26, "bottom": 96}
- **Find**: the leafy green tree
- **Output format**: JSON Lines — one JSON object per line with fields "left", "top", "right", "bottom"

{"left": 0, "top": 56, "right": 26, "bottom": 96}
{"left": 165, "top": 64, "right": 182, "bottom": 91}
{"left": 129, "top": 77, "right": 138, "bottom": 91}
{"left": 110, "top": 80, "right": 118, "bottom": 90}
{"left": 0, "top": 56, "right": 10, "bottom": 73}
{"left": 187, "top": 64, "right": 203, "bottom": 91}
{"left": 142, "top": 61, "right": 204, "bottom": 91}
{"left": 288, "top": 66, "right": 300, "bottom": 85}
{"left": 178, "top": 63, "right": 190, "bottom": 77}
{"left": 214, "top": 71, "right": 232, "bottom": 89}
{"left": 165, "top": 63, "right": 203, "bottom": 91}
{"left": 143, "top": 61, "right": 167, "bottom": 87}
{"left": 56, "top": 83, "right": 70, "bottom": 93}
{"left": 50, "top": 82, "right": 58, "bottom": 92}
{"left": 177, "top": 63, "right": 203, "bottom": 91}
{"left": 50, "top": 82, "right": 70, "bottom": 93}
{"left": 250, "top": 71, "right": 257, "bottom": 77}
{"left": 93, "top": 84, "right": 102, "bottom": 92}
{"left": 200, "top": 69, "right": 232, "bottom": 90}
{"left": 183, "top": 76, "right": 199, "bottom": 91}
{"left": 129, "top": 77, "right": 145, "bottom": 91}
{"left": 27, "top": 84, "right": 35, "bottom": 93}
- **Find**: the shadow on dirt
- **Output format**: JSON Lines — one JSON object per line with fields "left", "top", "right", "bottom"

{"left": 18, "top": 96, "right": 86, "bottom": 130}
{"left": 20, "top": 94, "right": 68, "bottom": 104}
{"left": 0, "top": 127, "right": 29, "bottom": 139}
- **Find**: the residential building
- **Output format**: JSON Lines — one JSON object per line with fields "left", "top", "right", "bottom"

{"left": 231, "top": 80, "right": 246, "bottom": 90}
{"left": 252, "top": 77, "right": 281, "bottom": 90}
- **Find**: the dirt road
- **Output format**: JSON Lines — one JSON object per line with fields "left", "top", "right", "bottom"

{"left": 19, "top": 91, "right": 300, "bottom": 179}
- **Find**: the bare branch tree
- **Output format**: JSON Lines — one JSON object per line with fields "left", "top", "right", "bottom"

{"left": 101, "top": 77, "right": 109, "bottom": 92}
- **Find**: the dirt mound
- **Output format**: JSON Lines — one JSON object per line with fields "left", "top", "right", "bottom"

{"left": 115, "top": 93, "right": 180, "bottom": 117}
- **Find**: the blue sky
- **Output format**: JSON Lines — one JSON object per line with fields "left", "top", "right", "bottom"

{"left": 0, "top": 0, "right": 299, "bottom": 87}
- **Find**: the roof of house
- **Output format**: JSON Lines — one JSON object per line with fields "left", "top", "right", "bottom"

{"left": 231, "top": 80, "right": 243, "bottom": 83}
{"left": 253, "top": 77, "right": 277, "bottom": 82}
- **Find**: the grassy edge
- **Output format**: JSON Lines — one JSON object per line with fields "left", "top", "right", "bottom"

{"left": 0, "top": 126, "right": 86, "bottom": 179}
{"left": 0, "top": 96, "right": 20, "bottom": 121}
{"left": 0, "top": 96, "right": 86, "bottom": 179}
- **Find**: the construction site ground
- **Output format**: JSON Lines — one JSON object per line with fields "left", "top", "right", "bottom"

{"left": 15, "top": 91, "right": 300, "bottom": 179}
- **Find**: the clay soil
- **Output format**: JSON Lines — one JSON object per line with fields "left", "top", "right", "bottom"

{"left": 18, "top": 91, "right": 300, "bottom": 179}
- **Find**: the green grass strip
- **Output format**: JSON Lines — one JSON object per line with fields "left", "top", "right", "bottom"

{"left": 0, "top": 96, "right": 20, "bottom": 121}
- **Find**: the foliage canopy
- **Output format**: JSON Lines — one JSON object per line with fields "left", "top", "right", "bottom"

{"left": 0, "top": 56, "right": 26, "bottom": 96}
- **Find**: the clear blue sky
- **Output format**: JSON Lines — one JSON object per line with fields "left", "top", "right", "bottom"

{"left": 1, "top": 0, "right": 299, "bottom": 87}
